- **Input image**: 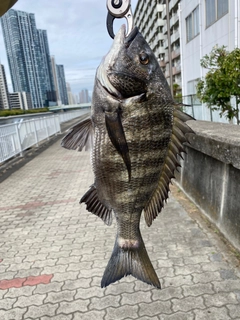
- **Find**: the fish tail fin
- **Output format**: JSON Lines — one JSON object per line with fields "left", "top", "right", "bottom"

{"left": 101, "top": 236, "right": 161, "bottom": 289}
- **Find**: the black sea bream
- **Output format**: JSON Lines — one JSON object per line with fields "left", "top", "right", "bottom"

{"left": 62, "top": 25, "right": 194, "bottom": 288}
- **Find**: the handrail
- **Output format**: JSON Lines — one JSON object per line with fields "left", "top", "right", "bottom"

{"left": 0, "top": 109, "right": 87, "bottom": 163}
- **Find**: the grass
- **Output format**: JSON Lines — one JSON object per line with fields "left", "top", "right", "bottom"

{"left": 0, "top": 108, "right": 50, "bottom": 117}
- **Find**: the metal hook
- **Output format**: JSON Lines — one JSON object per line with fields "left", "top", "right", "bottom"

{"left": 106, "top": 0, "right": 134, "bottom": 39}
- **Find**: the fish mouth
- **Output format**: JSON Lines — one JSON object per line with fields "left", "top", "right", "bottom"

{"left": 124, "top": 26, "right": 138, "bottom": 47}
{"left": 116, "top": 24, "right": 138, "bottom": 46}
{"left": 97, "top": 25, "right": 140, "bottom": 99}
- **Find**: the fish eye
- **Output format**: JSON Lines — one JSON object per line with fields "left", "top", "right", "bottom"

{"left": 139, "top": 52, "right": 149, "bottom": 65}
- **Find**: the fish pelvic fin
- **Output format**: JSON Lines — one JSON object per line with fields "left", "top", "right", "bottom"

{"left": 80, "top": 185, "right": 112, "bottom": 226}
{"left": 101, "top": 235, "right": 161, "bottom": 289}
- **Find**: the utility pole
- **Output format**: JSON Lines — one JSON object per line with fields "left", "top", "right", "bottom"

{"left": 166, "top": 0, "right": 173, "bottom": 96}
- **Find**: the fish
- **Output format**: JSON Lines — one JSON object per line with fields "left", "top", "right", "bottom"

{"left": 61, "top": 25, "right": 194, "bottom": 289}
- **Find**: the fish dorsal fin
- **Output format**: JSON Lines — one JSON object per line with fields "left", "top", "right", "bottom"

{"left": 80, "top": 185, "right": 113, "bottom": 226}
{"left": 144, "top": 107, "right": 194, "bottom": 227}
{"left": 61, "top": 113, "right": 94, "bottom": 151}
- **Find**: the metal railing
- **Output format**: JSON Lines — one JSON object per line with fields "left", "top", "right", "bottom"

{"left": 0, "top": 109, "right": 87, "bottom": 164}
{"left": 178, "top": 95, "right": 233, "bottom": 124}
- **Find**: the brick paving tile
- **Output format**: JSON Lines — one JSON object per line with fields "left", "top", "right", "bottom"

{"left": 181, "top": 283, "right": 214, "bottom": 297}
{"left": 24, "top": 303, "right": 59, "bottom": 318}
{"left": 139, "top": 300, "right": 172, "bottom": 317}
{"left": 73, "top": 310, "right": 105, "bottom": 320}
{"left": 0, "top": 307, "right": 27, "bottom": 320}
{"left": 14, "top": 293, "right": 46, "bottom": 308}
{"left": 137, "top": 317, "right": 159, "bottom": 320}
{"left": 172, "top": 295, "right": 205, "bottom": 312}
{"left": 105, "top": 305, "right": 138, "bottom": 320}
{"left": 57, "top": 299, "right": 90, "bottom": 314}
{"left": 89, "top": 294, "right": 120, "bottom": 310}
{"left": 152, "top": 286, "right": 183, "bottom": 301}
{"left": 0, "top": 131, "right": 240, "bottom": 320}
{"left": 5, "top": 285, "right": 35, "bottom": 298}
{"left": 45, "top": 290, "right": 76, "bottom": 303}
{"left": 159, "top": 312, "right": 195, "bottom": 320}
{"left": 41, "top": 315, "right": 72, "bottom": 320}
{"left": 194, "top": 306, "right": 231, "bottom": 320}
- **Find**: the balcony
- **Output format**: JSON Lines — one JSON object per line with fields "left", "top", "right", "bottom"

{"left": 169, "top": 0, "right": 179, "bottom": 11}
{"left": 171, "top": 47, "right": 180, "bottom": 59}
{"left": 165, "top": 69, "right": 170, "bottom": 78}
{"left": 165, "top": 52, "right": 169, "bottom": 63}
{"left": 170, "top": 30, "right": 180, "bottom": 44}
{"left": 163, "top": 39, "right": 169, "bottom": 49}
{"left": 172, "top": 64, "right": 181, "bottom": 75}
{"left": 170, "top": 14, "right": 179, "bottom": 29}
{"left": 162, "top": 24, "right": 168, "bottom": 35}
{"left": 159, "top": 60, "right": 166, "bottom": 68}
{"left": 156, "top": 4, "right": 164, "bottom": 12}
{"left": 162, "top": 7, "right": 166, "bottom": 19}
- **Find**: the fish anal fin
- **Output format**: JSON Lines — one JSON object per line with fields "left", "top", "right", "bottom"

{"left": 80, "top": 185, "right": 112, "bottom": 226}
{"left": 61, "top": 113, "right": 94, "bottom": 151}
{"left": 144, "top": 107, "right": 195, "bottom": 226}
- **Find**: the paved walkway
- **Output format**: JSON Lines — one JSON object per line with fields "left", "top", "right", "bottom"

{"left": 0, "top": 133, "right": 240, "bottom": 320}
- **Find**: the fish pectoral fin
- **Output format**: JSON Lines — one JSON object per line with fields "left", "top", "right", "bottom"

{"left": 80, "top": 185, "right": 112, "bottom": 226}
{"left": 105, "top": 110, "right": 131, "bottom": 181}
{"left": 61, "top": 113, "right": 94, "bottom": 151}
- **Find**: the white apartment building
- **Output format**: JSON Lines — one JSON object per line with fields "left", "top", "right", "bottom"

{"left": 0, "top": 64, "right": 10, "bottom": 109}
{"left": 134, "top": 0, "right": 166, "bottom": 61}
{"left": 180, "top": 0, "right": 237, "bottom": 122}
{"left": 9, "top": 92, "right": 32, "bottom": 110}
{"left": 162, "top": 0, "right": 181, "bottom": 90}
{"left": 134, "top": 0, "right": 181, "bottom": 96}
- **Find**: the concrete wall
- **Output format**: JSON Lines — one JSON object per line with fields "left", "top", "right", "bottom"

{"left": 176, "top": 120, "right": 240, "bottom": 250}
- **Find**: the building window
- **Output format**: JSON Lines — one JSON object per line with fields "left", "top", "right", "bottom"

{"left": 186, "top": 6, "right": 199, "bottom": 42}
{"left": 206, "top": 0, "right": 228, "bottom": 28}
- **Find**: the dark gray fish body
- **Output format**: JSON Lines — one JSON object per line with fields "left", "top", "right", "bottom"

{"left": 62, "top": 25, "right": 194, "bottom": 288}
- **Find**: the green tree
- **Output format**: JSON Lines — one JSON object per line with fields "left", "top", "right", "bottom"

{"left": 173, "top": 83, "right": 182, "bottom": 103}
{"left": 196, "top": 45, "right": 240, "bottom": 124}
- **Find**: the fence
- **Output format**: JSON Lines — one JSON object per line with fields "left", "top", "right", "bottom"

{"left": 0, "top": 109, "right": 87, "bottom": 164}
{"left": 180, "top": 94, "right": 234, "bottom": 124}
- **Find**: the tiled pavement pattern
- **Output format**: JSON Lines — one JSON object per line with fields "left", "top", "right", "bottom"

{"left": 0, "top": 134, "right": 240, "bottom": 320}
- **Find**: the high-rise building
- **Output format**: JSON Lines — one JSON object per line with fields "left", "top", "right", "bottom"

{"left": 1, "top": 9, "right": 56, "bottom": 108}
{"left": 134, "top": 0, "right": 181, "bottom": 95}
{"left": 134, "top": 1, "right": 166, "bottom": 61}
{"left": 66, "top": 82, "right": 76, "bottom": 105}
{"left": 51, "top": 56, "right": 61, "bottom": 105}
{"left": 56, "top": 64, "right": 68, "bottom": 105}
{"left": 79, "top": 89, "right": 90, "bottom": 104}
{"left": 0, "top": 64, "right": 10, "bottom": 109}
{"left": 9, "top": 92, "right": 32, "bottom": 110}
{"left": 37, "top": 29, "right": 56, "bottom": 106}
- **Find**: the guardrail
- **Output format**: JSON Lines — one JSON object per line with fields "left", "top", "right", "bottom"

{"left": 0, "top": 110, "right": 86, "bottom": 164}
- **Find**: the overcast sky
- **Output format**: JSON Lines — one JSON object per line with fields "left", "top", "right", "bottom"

{"left": 0, "top": 0, "right": 138, "bottom": 96}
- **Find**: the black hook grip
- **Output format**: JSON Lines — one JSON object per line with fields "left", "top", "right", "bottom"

{"left": 107, "top": 12, "right": 115, "bottom": 39}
